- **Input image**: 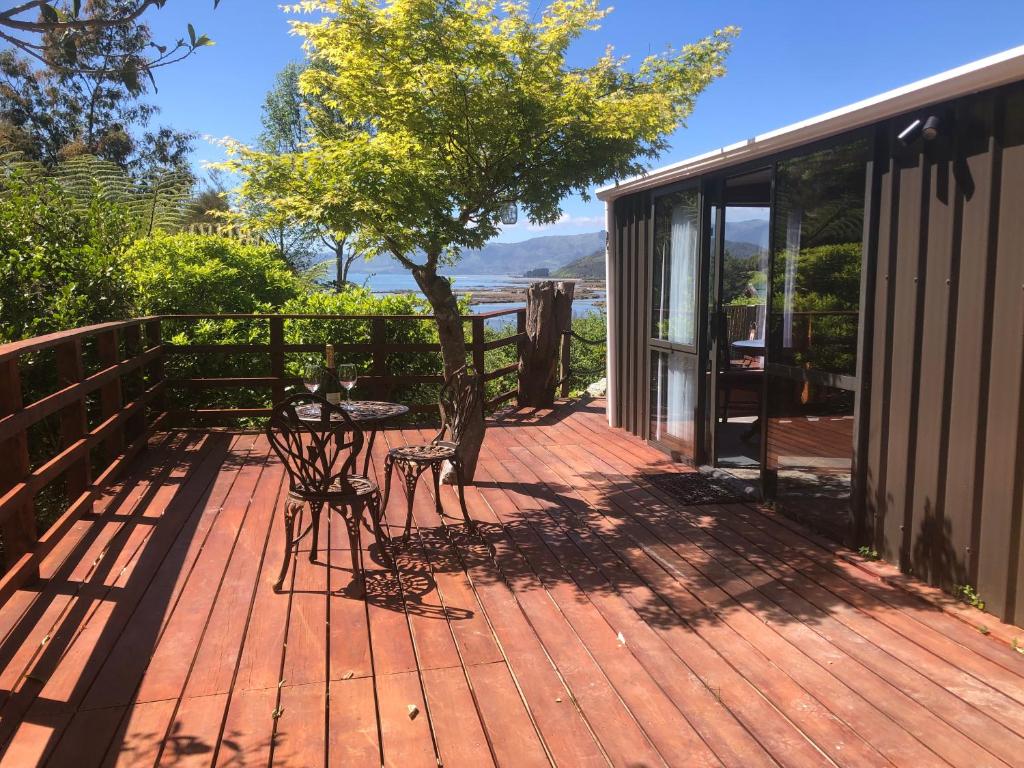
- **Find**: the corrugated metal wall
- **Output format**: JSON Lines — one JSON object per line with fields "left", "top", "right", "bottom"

{"left": 866, "top": 83, "right": 1024, "bottom": 623}
{"left": 609, "top": 191, "right": 652, "bottom": 438}
{"left": 607, "top": 82, "right": 1024, "bottom": 623}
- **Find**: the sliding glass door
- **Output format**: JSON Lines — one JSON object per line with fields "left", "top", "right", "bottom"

{"left": 649, "top": 187, "right": 703, "bottom": 461}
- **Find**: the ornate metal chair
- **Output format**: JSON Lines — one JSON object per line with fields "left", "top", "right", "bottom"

{"left": 266, "top": 392, "right": 392, "bottom": 595}
{"left": 382, "top": 366, "right": 481, "bottom": 540}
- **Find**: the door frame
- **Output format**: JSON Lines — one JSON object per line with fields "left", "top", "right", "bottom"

{"left": 644, "top": 181, "right": 710, "bottom": 464}
{"left": 701, "top": 168, "right": 775, "bottom": 478}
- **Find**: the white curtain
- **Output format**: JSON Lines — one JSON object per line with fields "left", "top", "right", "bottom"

{"left": 653, "top": 351, "right": 695, "bottom": 453}
{"left": 783, "top": 209, "right": 803, "bottom": 348}
{"left": 667, "top": 202, "right": 698, "bottom": 346}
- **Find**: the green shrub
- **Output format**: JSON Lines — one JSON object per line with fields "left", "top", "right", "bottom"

{"left": 0, "top": 168, "right": 136, "bottom": 342}
{"left": 566, "top": 310, "right": 607, "bottom": 396}
{"left": 126, "top": 233, "right": 304, "bottom": 315}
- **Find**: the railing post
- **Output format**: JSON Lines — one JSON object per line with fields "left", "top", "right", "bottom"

{"left": 145, "top": 319, "right": 165, "bottom": 418}
{"left": 54, "top": 339, "right": 91, "bottom": 511}
{"left": 559, "top": 324, "right": 572, "bottom": 398}
{"left": 0, "top": 358, "right": 36, "bottom": 575}
{"left": 97, "top": 328, "right": 126, "bottom": 461}
{"left": 371, "top": 317, "right": 387, "bottom": 399}
{"left": 516, "top": 309, "right": 526, "bottom": 402}
{"left": 471, "top": 316, "right": 485, "bottom": 380}
{"left": 270, "top": 316, "right": 285, "bottom": 405}
{"left": 123, "top": 322, "right": 146, "bottom": 441}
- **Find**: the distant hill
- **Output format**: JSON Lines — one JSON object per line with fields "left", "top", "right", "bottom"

{"left": 727, "top": 219, "right": 769, "bottom": 248}
{"left": 553, "top": 248, "right": 604, "bottom": 279}
{"left": 363, "top": 231, "right": 606, "bottom": 274}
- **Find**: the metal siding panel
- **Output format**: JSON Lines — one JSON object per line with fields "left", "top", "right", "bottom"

{"left": 909, "top": 134, "right": 958, "bottom": 587}
{"left": 867, "top": 149, "right": 897, "bottom": 557}
{"left": 626, "top": 198, "right": 634, "bottom": 436}
{"left": 625, "top": 197, "right": 634, "bottom": 434}
{"left": 883, "top": 146, "right": 926, "bottom": 572}
{"left": 851, "top": 134, "right": 884, "bottom": 546}
{"left": 638, "top": 195, "right": 647, "bottom": 438}
{"left": 979, "top": 86, "right": 1024, "bottom": 622}
{"left": 943, "top": 97, "right": 997, "bottom": 592}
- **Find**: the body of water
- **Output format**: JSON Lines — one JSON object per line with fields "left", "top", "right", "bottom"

{"left": 346, "top": 272, "right": 606, "bottom": 326}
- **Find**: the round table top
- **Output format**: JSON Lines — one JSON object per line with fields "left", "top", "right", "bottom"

{"left": 295, "top": 400, "right": 409, "bottom": 425}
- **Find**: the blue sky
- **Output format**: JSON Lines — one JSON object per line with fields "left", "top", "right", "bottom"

{"left": 144, "top": 0, "right": 1024, "bottom": 243}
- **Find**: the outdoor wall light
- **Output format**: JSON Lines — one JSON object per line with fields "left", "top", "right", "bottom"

{"left": 897, "top": 118, "right": 923, "bottom": 146}
{"left": 499, "top": 202, "right": 518, "bottom": 225}
{"left": 921, "top": 114, "right": 942, "bottom": 141}
{"left": 898, "top": 114, "right": 943, "bottom": 146}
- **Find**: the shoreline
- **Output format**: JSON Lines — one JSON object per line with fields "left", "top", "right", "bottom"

{"left": 349, "top": 274, "right": 606, "bottom": 307}
{"left": 459, "top": 279, "right": 604, "bottom": 305}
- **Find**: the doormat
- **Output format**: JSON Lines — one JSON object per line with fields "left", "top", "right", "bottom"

{"left": 642, "top": 472, "right": 746, "bottom": 506}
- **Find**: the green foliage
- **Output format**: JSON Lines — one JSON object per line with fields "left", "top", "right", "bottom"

{"left": 0, "top": 167, "right": 135, "bottom": 342}
{"left": 55, "top": 155, "right": 195, "bottom": 236}
{"left": 566, "top": 311, "right": 608, "bottom": 395}
{"left": 955, "top": 584, "right": 986, "bottom": 612}
{"left": 225, "top": 0, "right": 735, "bottom": 266}
{"left": 126, "top": 233, "right": 305, "bottom": 315}
{"left": 857, "top": 546, "right": 880, "bottom": 561}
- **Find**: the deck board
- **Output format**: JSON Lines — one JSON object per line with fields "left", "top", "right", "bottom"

{"left": 1, "top": 399, "right": 1023, "bottom": 767}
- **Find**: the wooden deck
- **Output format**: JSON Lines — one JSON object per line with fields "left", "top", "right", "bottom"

{"left": 1, "top": 399, "right": 1023, "bottom": 767}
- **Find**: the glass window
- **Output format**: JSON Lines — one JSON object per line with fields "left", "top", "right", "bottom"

{"left": 650, "top": 190, "right": 699, "bottom": 346}
{"left": 766, "top": 138, "right": 868, "bottom": 505}
{"left": 650, "top": 349, "right": 698, "bottom": 455}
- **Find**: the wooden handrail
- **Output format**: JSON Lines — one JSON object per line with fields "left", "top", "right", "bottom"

{"left": 0, "top": 317, "right": 162, "bottom": 363}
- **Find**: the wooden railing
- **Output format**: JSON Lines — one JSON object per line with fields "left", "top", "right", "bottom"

{"left": 160, "top": 308, "right": 526, "bottom": 421}
{"left": 0, "top": 318, "right": 165, "bottom": 601}
{"left": 0, "top": 308, "right": 529, "bottom": 591}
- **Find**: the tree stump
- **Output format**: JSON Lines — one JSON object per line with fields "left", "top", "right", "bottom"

{"left": 518, "top": 280, "right": 575, "bottom": 407}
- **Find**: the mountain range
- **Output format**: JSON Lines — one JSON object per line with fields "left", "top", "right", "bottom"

{"left": 365, "top": 231, "right": 606, "bottom": 275}
{"left": 358, "top": 217, "right": 767, "bottom": 277}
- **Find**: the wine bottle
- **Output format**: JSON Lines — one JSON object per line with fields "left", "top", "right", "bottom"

{"left": 321, "top": 344, "right": 341, "bottom": 403}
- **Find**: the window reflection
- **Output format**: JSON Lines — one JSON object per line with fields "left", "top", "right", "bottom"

{"left": 767, "top": 139, "right": 868, "bottom": 519}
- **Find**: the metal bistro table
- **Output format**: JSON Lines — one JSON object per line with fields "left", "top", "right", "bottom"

{"left": 295, "top": 400, "right": 410, "bottom": 477}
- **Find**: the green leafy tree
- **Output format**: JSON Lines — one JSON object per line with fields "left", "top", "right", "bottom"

{"left": 225, "top": 0, "right": 736, "bottom": 477}
{"left": 0, "top": 0, "right": 215, "bottom": 176}
{"left": 231, "top": 60, "right": 367, "bottom": 280}
{"left": 0, "top": 0, "right": 219, "bottom": 79}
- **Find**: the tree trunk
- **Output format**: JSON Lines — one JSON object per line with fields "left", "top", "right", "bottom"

{"left": 518, "top": 280, "right": 575, "bottom": 407}
{"left": 335, "top": 241, "right": 346, "bottom": 291}
{"left": 412, "top": 261, "right": 485, "bottom": 482}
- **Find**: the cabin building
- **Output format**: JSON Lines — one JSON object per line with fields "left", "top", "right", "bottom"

{"left": 597, "top": 46, "right": 1024, "bottom": 623}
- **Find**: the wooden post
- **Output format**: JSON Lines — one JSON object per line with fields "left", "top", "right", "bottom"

{"left": 559, "top": 321, "right": 572, "bottom": 398}
{"left": 97, "top": 328, "right": 125, "bottom": 461}
{"left": 270, "top": 316, "right": 285, "bottom": 405}
{"left": 371, "top": 317, "right": 386, "bottom": 399}
{"left": 517, "top": 280, "right": 575, "bottom": 407}
{"left": 55, "top": 339, "right": 91, "bottom": 508}
{"left": 0, "top": 358, "right": 36, "bottom": 574}
{"left": 471, "top": 316, "right": 485, "bottom": 379}
{"left": 145, "top": 319, "right": 165, "bottom": 417}
{"left": 122, "top": 323, "right": 145, "bottom": 442}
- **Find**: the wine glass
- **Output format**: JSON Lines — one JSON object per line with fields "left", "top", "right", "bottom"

{"left": 302, "top": 362, "right": 322, "bottom": 393}
{"left": 337, "top": 363, "right": 358, "bottom": 401}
